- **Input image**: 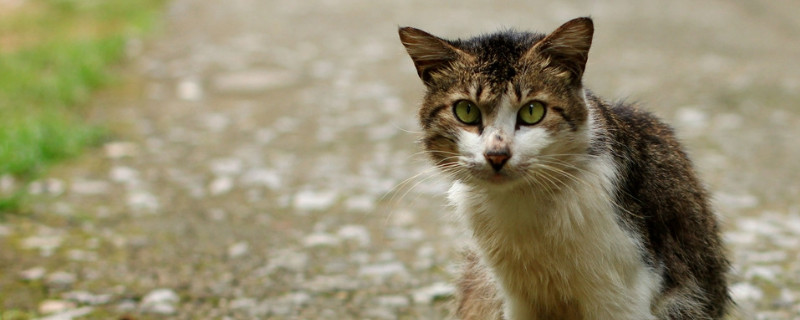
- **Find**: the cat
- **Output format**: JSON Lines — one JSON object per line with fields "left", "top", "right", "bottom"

{"left": 398, "top": 17, "right": 731, "bottom": 320}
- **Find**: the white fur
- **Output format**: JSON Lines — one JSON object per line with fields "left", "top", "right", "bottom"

{"left": 447, "top": 91, "right": 662, "bottom": 319}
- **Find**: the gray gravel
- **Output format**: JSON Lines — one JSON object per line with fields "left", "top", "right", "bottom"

{"left": 1, "top": 0, "right": 800, "bottom": 319}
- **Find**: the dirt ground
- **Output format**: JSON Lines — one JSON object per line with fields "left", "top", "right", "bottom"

{"left": 1, "top": 0, "right": 799, "bottom": 319}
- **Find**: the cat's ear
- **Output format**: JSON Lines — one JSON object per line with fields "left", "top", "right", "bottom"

{"left": 399, "top": 27, "right": 470, "bottom": 83}
{"left": 527, "top": 17, "right": 594, "bottom": 83}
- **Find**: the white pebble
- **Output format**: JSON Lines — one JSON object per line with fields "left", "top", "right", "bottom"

{"left": 228, "top": 242, "right": 250, "bottom": 258}
{"left": 240, "top": 168, "right": 282, "bottom": 189}
{"left": 730, "top": 282, "right": 764, "bottom": 302}
{"left": 212, "top": 69, "right": 298, "bottom": 93}
{"left": 70, "top": 180, "right": 110, "bottom": 195}
{"left": 19, "top": 266, "right": 47, "bottom": 281}
{"left": 127, "top": 191, "right": 160, "bottom": 212}
{"left": 293, "top": 190, "right": 337, "bottom": 211}
{"left": 21, "top": 235, "right": 63, "bottom": 256}
{"left": 0, "top": 224, "right": 10, "bottom": 237}
{"left": 744, "top": 266, "right": 780, "bottom": 283}
{"left": 675, "top": 107, "right": 707, "bottom": 129}
{"left": 110, "top": 166, "right": 139, "bottom": 184}
{"left": 209, "top": 176, "right": 235, "bottom": 195}
{"left": 46, "top": 271, "right": 77, "bottom": 289}
{"left": 63, "top": 291, "right": 112, "bottom": 305}
{"left": 344, "top": 195, "right": 375, "bottom": 212}
{"left": 715, "top": 192, "right": 759, "bottom": 210}
{"left": 39, "top": 300, "right": 76, "bottom": 314}
{"left": 229, "top": 297, "right": 257, "bottom": 310}
{"left": 104, "top": 142, "right": 139, "bottom": 159}
{"left": 210, "top": 158, "right": 243, "bottom": 176}
{"left": 375, "top": 295, "right": 410, "bottom": 308}
{"left": 337, "top": 225, "right": 371, "bottom": 247}
{"left": 201, "top": 113, "right": 230, "bottom": 132}
{"left": 141, "top": 288, "right": 180, "bottom": 315}
{"left": 0, "top": 174, "right": 15, "bottom": 193}
{"left": 358, "top": 262, "right": 408, "bottom": 278}
{"left": 263, "top": 250, "right": 309, "bottom": 273}
{"left": 28, "top": 179, "right": 65, "bottom": 196}
{"left": 303, "top": 233, "right": 341, "bottom": 248}
{"left": 177, "top": 78, "right": 203, "bottom": 101}
{"left": 37, "top": 307, "right": 93, "bottom": 320}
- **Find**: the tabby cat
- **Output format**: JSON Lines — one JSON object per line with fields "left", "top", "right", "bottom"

{"left": 398, "top": 17, "right": 731, "bottom": 320}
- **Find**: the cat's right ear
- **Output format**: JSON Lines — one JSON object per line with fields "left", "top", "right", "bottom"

{"left": 398, "top": 27, "right": 469, "bottom": 84}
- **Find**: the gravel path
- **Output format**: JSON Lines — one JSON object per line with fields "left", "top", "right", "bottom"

{"left": 1, "top": 1, "right": 800, "bottom": 319}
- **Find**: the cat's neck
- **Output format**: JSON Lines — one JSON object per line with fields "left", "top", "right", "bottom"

{"left": 448, "top": 150, "right": 620, "bottom": 237}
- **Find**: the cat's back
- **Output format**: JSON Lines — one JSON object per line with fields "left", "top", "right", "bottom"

{"left": 590, "top": 95, "right": 732, "bottom": 318}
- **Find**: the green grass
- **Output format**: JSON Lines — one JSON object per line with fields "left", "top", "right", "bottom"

{"left": 0, "top": 0, "right": 166, "bottom": 212}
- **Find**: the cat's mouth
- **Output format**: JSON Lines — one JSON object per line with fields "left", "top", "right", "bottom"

{"left": 486, "top": 172, "right": 511, "bottom": 184}
{"left": 468, "top": 167, "right": 519, "bottom": 186}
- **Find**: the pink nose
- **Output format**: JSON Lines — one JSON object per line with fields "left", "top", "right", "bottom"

{"left": 484, "top": 150, "right": 510, "bottom": 172}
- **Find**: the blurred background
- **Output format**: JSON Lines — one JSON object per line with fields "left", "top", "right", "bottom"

{"left": 1, "top": 0, "right": 798, "bottom": 319}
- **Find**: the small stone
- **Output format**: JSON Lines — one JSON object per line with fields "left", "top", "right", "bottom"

{"left": 0, "top": 224, "right": 11, "bottom": 237}
{"left": 141, "top": 288, "right": 180, "bottom": 315}
{"left": 229, "top": 297, "right": 257, "bottom": 310}
{"left": 28, "top": 179, "right": 65, "bottom": 196}
{"left": 337, "top": 225, "right": 370, "bottom": 247}
{"left": 63, "top": 291, "right": 112, "bottom": 305}
{"left": 282, "top": 292, "right": 311, "bottom": 307}
{"left": 37, "top": 307, "right": 93, "bottom": 320}
{"left": 293, "top": 190, "right": 337, "bottom": 211}
{"left": 744, "top": 266, "right": 780, "bottom": 283}
{"left": 177, "top": 78, "right": 203, "bottom": 101}
{"left": 228, "top": 242, "right": 249, "bottom": 258}
{"left": 715, "top": 192, "right": 759, "bottom": 210}
{"left": 209, "top": 158, "right": 244, "bottom": 176}
{"left": 115, "top": 299, "right": 137, "bottom": 312}
{"left": 70, "top": 180, "right": 111, "bottom": 195}
{"left": 201, "top": 113, "right": 230, "bottom": 132}
{"left": 0, "top": 174, "right": 15, "bottom": 193}
{"left": 127, "top": 191, "right": 159, "bottom": 212}
{"left": 375, "top": 295, "right": 410, "bottom": 308}
{"left": 45, "top": 272, "right": 77, "bottom": 289}
{"left": 675, "top": 107, "right": 707, "bottom": 129}
{"left": 240, "top": 168, "right": 281, "bottom": 189}
{"left": 262, "top": 250, "right": 309, "bottom": 273}
{"left": 19, "top": 267, "right": 46, "bottom": 281}
{"left": 730, "top": 282, "right": 764, "bottom": 302}
{"left": 39, "top": 300, "right": 76, "bottom": 314}
{"left": 209, "top": 176, "right": 235, "bottom": 195}
{"left": 303, "top": 232, "right": 340, "bottom": 248}
{"left": 302, "top": 275, "right": 360, "bottom": 292}
{"left": 21, "top": 235, "right": 63, "bottom": 255}
{"left": 412, "top": 282, "right": 455, "bottom": 305}
{"left": 344, "top": 195, "right": 375, "bottom": 212}
{"left": 67, "top": 249, "right": 97, "bottom": 262}
{"left": 212, "top": 69, "right": 298, "bottom": 93}
{"left": 110, "top": 166, "right": 139, "bottom": 183}
{"left": 104, "top": 142, "right": 139, "bottom": 159}
{"left": 358, "top": 262, "right": 408, "bottom": 278}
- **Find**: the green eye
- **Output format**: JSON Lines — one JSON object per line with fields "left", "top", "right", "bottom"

{"left": 518, "top": 101, "right": 546, "bottom": 125}
{"left": 453, "top": 100, "right": 481, "bottom": 125}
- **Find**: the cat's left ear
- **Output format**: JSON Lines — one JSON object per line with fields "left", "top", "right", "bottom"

{"left": 526, "top": 17, "right": 594, "bottom": 83}
{"left": 399, "top": 27, "right": 471, "bottom": 84}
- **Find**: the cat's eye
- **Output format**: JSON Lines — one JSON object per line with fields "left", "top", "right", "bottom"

{"left": 518, "top": 101, "right": 546, "bottom": 125}
{"left": 453, "top": 100, "right": 481, "bottom": 125}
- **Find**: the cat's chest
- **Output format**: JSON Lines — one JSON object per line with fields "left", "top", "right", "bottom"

{"left": 448, "top": 161, "right": 645, "bottom": 296}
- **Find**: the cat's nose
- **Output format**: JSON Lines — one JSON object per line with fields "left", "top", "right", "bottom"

{"left": 484, "top": 150, "right": 511, "bottom": 172}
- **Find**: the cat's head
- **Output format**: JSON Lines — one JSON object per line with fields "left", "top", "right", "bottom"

{"left": 399, "top": 17, "right": 595, "bottom": 190}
